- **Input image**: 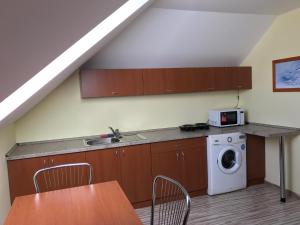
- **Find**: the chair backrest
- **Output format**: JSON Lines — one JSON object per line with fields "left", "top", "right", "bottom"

{"left": 151, "top": 175, "right": 191, "bottom": 225}
{"left": 33, "top": 162, "right": 93, "bottom": 193}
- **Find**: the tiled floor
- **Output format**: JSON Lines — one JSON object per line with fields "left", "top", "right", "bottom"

{"left": 136, "top": 183, "right": 300, "bottom": 225}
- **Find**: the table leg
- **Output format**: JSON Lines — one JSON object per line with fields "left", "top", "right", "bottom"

{"left": 279, "top": 136, "right": 286, "bottom": 203}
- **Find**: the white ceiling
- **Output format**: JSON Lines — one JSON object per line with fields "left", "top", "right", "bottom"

{"left": 153, "top": 0, "right": 300, "bottom": 15}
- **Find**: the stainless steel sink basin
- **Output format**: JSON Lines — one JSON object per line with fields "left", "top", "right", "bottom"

{"left": 84, "top": 137, "right": 114, "bottom": 146}
{"left": 83, "top": 133, "right": 147, "bottom": 146}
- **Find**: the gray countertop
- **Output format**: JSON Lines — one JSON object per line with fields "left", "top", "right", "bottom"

{"left": 6, "top": 123, "right": 300, "bottom": 161}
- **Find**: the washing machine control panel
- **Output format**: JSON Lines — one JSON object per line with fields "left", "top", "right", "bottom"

{"left": 241, "top": 144, "right": 246, "bottom": 150}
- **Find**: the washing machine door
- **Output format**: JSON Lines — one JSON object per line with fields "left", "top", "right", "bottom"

{"left": 217, "top": 146, "right": 242, "bottom": 174}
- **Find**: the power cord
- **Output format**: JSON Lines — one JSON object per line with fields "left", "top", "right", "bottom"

{"left": 234, "top": 89, "right": 240, "bottom": 108}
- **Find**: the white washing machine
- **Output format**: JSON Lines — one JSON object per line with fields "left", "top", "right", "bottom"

{"left": 207, "top": 132, "right": 247, "bottom": 195}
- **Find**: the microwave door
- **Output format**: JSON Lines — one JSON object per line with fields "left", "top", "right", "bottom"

{"left": 221, "top": 111, "right": 238, "bottom": 126}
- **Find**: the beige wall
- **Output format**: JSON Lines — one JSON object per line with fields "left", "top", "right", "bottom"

{"left": 16, "top": 71, "right": 239, "bottom": 142}
{"left": 0, "top": 123, "right": 15, "bottom": 224}
{"left": 240, "top": 8, "right": 300, "bottom": 194}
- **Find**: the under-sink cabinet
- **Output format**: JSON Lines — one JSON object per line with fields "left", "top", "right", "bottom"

{"left": 85, "top": 144, "right": 152, "bottom": 204}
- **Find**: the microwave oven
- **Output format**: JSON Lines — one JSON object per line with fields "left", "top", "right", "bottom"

{"left": 208, "top": 108, "right": 245, "bottom": 127}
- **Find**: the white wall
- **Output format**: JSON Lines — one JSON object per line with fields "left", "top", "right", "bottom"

{"left": 0, "top": 123, "right": 15, "bottom": 224}
{"left": 85, "top": 8, "right": 274, "bottom": 68}
{"left": 240, "top": 8, "right": 300, "bottom": 194}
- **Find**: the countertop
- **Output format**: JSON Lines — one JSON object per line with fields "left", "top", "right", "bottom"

{"left": 6, "top": 123, "right": 300, "bottom": 160}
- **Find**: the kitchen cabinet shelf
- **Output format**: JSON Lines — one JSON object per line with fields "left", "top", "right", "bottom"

{"left": 80, "top": 67, "right": 252, "bottom": 98}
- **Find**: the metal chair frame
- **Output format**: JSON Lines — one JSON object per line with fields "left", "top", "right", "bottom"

{"left": 151, "top": 175, "right": 191, "bottom": 225}
{"left": 33, "top": 162, "right": 93, "bottom": 193}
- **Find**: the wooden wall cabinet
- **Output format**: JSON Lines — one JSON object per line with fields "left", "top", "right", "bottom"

{"left": 246, "top": 134, "right": 265, "bottom": 186}
{"left": 7, "top": 152, "right": 85, "bottom": 202}
{"left": 151, "top": 138, "right": 207, "bottom": 193}
{"left": 80, "top": 67, "right": 252, "bottom": 98}
{"left": 80, "top": 69, "right": 143, "bottom": 98}
{"left": 86, "top": 144, "right": 152, "bottom": 204}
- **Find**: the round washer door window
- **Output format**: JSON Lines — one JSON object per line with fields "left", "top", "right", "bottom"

{"left": 217, "top": 147, "right": 242, "bottom": 174}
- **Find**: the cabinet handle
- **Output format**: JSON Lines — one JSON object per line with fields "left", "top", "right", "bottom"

{"left": 207, "top": 87, "right": 215, "bottom": 91}
{"left": 176, "top": 152, "right": 179, "bottom": 161}
{"left": 43, "top": 159, "right": 47, "bottom": 165}
{"left": 51, "top": 159, "right": 54, "bottom": 164}
{"left": 166, "top": 89, "right": 175, "bottom": 93}
{"left": 122, "top": 150, "right": 125, "bottom": 156}
{"left": 115, "top": 150, "right": 118, "bottom": 157}
{"left": 181, "top": 151, "right": 185, "bottom": 160}
{"left": 111, "top": 91, "right": 118, "bottom": 95}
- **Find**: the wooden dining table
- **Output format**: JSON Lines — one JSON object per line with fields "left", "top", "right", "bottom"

{"left": 4, "top": 181, "right": 143, "bottom": 225}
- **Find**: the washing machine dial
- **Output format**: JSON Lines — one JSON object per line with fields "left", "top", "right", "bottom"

{"left": 227, "top": 137, "right": 232, "bottom": 143}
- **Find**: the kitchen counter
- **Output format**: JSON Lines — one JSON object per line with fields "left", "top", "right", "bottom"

{"left": 6, "top": 123, "right": 300, "bottom": 161}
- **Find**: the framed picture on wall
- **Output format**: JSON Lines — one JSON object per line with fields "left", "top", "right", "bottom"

{"left": 273, "top": 56, "right": 300, "bottom": 92}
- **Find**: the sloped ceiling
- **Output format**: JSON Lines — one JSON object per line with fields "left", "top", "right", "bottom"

{"left": 153, "top": 0, "right": 300, "bottom": 15}
{"left": 84, "top": 8, "right": 275, "bottom": 69}
{"left": 0, "top": 0, "right": 128, "bottom": 103}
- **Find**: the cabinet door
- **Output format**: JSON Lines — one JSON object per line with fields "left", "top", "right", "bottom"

{"left": 214, "top": 67, "right": 236, "bottom": 90}
{"left": 151, "top": 141, "right": 182, "bottom": 183}
{"left": 120, "top": 144, "right": 152, "bottom": 203}
{"left": 236, "top": 67, "right": 252, "bottom": 89}
{"left": 80, "top": 69, "right": 143, "bottom": 97}
{"left": 246, "top": 135, "right": 265, "bottom": 186}
{"left": 48, "top": 152, "right": 86, "bottom": 166}
{"left": 113, "top": 69, "right": 144, "bottom": 96}
{"left": 217, "top": 67, "right": 252, "bottom": 90}
{"left": 85, "top": 148, "right": 121, "bottom": 184}
{"left": 80, "top": 69, "right": 115, "bottom": 97}
{"left": 180, "top": 138, "right": 207, "bottom": 192}
{"left": 143, "top": 69, "right": 165, "bottom": 95}
{"left": 7, "top": 156, "right": 48, "bottom": 202}
{"left": 193, "top": 68, "right": 215, "bottom": 91}
{"left": 164, "top": 68, "right": 195, "bottom": 94}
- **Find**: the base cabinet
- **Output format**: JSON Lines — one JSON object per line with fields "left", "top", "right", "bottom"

{"left": 86, "top": 144, "right": 152, "bottom": 204}
{"left": 7, "top": 135, "right": 265, "bottom": 205}
{"left": 246, "top": 135, "right": 265, "bottom": 186}
{"left": 151, "top": 138, "right": 207, "bottom": 193}
{"left": 7, "top": 152, "right": 86, "bottom": 202}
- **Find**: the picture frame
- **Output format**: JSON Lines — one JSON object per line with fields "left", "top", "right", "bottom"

{"left": 273, "top": 56, "right": 300, "bottom": 92}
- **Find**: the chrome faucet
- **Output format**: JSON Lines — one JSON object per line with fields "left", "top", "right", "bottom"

{"left": 108, "top": 127, "right": 122, "bottom": 139}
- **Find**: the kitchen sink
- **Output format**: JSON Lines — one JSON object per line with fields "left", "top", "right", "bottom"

{"left": 83, "top": 133, "right": 147, "bottom": 146}
{"left": 84, "top": 137, "right": 113, "bottom": 146}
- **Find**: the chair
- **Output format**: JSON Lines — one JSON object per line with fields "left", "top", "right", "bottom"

{"left": 33, "top": 162, "right": 93, "bottom": 193}
{"left": 151, "top": 175, "right": 191, "bottom": 225}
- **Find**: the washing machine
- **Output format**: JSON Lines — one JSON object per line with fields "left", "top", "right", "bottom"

{"left": 207, "top": 132, "right": 247, "bottom": 195}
